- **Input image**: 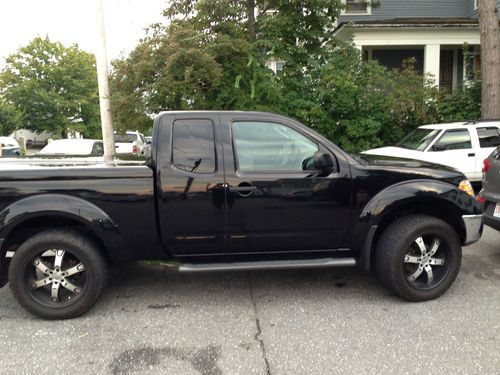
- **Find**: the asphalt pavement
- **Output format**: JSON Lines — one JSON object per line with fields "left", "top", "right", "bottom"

{"left": 0, "top": 227, "right": 499, "bottom": 375}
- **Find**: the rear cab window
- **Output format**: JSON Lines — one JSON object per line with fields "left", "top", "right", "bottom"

{"left": 172, "top": 119, "right": 216, "bottom": 174}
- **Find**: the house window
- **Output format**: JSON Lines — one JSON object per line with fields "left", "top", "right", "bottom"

{"left": 265, "top": 60, "right": 286, "bottom": 74}
{"left": 342, "top": 0, "right": 372, "bottom": 15}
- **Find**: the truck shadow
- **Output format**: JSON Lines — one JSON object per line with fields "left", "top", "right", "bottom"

{"left": 100, "top": 262, "right": 388, "bottom": 311}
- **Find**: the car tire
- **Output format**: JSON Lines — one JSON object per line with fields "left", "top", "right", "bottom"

{"left": 375, "top": 214, "right": 462, "bottom": 302}
{"left": 8, "top": 229, "right": 108, "bottom": 320}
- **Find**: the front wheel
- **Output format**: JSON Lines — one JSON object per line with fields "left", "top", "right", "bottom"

{"left": 375, "top": 215, "right": 462, "bottom": 302}
{"left": 8, "top": 229, "right": 108, "bottom": 319}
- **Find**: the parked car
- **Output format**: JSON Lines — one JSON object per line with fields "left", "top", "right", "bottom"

{"left": 114, "top": 131, "right": 150, "bottom": 157}
{"left": 363, "top": 120, "right": 500, "bottom": 182}
{"left": 0, "top": 111, "right": 482, "bottom": 319}
{"left": 478, "top": 147, "right": 500, "bottom": 231}
{"left": 0, "top": 137, "right": 21, "bottom": 158}
{"left": 38, "top": 139, "right": 104, "bottom": 156}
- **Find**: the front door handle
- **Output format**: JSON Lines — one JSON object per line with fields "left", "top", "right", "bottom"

{"left": 229, "top": 183, "right": 257, "bottom": 197}
{"left": 468, "top": 153, "right": 475, "bottom": 157}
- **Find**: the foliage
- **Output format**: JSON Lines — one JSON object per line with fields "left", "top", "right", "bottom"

{"left": 111, "top": 0, "right": 341, "bottom": 133}
{"left": 0, "top": 98, "right": 23, "bottom": 136}
{"left": 0, "top": 37, "right": 101, "bottom": 138}
{"left": 279, "top": 46, "right": 441, "bottom": 152}
{"left": 111, "top": 0, "right": 475, "bottom": 153}
{"left": 438, "top": 81, "right": 482, "bottom": 122}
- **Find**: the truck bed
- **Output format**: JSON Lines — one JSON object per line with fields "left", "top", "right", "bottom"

{"left": 0, "top": 158, "right": 162, "bottom": 263}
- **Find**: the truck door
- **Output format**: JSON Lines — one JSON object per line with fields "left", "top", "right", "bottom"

{"left": 220, "top": 113, "right": 352, "bottom": 254}
{"left": 155, "top": 113, "right": 226, "bottom": 255}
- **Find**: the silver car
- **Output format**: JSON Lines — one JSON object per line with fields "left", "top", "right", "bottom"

{"left": 114, "top": 131, "right": 150, "bottom": 157}
{"left": 479, "top": 146, "right": 500, "bottom": 230}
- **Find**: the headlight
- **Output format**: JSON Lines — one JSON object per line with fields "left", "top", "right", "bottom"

{"left": 458, "top": 180, "right": 474, "bottom": 197}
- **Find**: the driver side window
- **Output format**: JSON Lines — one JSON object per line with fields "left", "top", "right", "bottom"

{"left": 232, "top": 121, "right": 319, "bottom": 172}
{"left": 433, "top": 129, "right": 472, "bottom": 151}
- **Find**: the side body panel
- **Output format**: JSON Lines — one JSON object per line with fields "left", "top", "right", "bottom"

{"left": 0, "top": 166, "right": 161, "bottom": 262}
{"left": 219, "top": 112, "right": 353, "bottom": 254}
{"left": 154, "top": 113, "right": 227, "bottom": 256}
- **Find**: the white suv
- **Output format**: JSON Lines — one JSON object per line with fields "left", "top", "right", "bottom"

{"left": 114, "top": 131, "right": 150, "bottom": 157}
{"left": 363, "top": 120, "right": 500, "bottom": 182}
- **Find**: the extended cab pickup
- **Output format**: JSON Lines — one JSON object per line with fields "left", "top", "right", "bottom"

{"left": 0, "top": 111, "right": 483, "bottom": 319}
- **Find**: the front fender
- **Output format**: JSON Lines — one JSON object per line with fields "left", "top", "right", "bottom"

{"left": 355, "top": 179, "right": 482, "bottom": 270}
{"left": 360, "top": 179, "right": 480, "bottom": 224}
{"left": 0, "top": 194, "right": 128, "bottom": 262}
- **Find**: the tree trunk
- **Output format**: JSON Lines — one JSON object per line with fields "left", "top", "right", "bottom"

{"left": 246, "top": 0, "right": 256, "bottom": 42}
{"left": 478, "top": 0, "right": 500, "bottom": 119}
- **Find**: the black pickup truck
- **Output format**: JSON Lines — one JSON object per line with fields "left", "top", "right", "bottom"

{"left": 0, "top": 111, "right": 483, "bottom": 319}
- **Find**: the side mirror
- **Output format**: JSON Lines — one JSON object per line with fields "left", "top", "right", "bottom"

{"left": 431, "top": 143, "right": 446, "bottom": 152}
{"left": 314, "top": 151, "right": 335, "bottom": 176}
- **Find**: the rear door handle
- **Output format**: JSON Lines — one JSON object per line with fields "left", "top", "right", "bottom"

{"left": 468, "top": 153, "right": 475, "bottom": 157}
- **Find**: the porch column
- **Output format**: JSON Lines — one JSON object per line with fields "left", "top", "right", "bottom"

{"left": 424, "top": 44, "right": 441, "bottom": 86}
{"left": 452, "top": 48, "right": 458, "bottom": 91}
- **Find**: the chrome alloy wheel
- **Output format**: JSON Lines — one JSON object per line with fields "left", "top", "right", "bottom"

{"left": 403, "top": 235, "right": 450, "bottom": 290}
{"left": 28, "top": 249, "right": 87, "bottom": 305}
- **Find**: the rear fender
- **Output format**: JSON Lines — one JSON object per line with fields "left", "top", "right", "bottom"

{"left": 0, "top": 194, "right": 128, "bottom": 262}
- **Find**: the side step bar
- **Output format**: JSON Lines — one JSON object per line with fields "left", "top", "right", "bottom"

{"left": 178, "top": 257, "right": 356, "bottom": 273}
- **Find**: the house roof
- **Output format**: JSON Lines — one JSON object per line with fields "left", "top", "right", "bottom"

{"left": 333, "top": 18, "right": 481, "bottom": 36}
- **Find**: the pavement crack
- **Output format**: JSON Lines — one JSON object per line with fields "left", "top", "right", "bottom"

{"left": 248, "top": 273, "right": 271, "bottom": 375}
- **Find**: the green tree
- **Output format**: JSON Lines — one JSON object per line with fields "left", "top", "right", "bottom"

{"left": 112, "top": 0, "right": 445, "bottom": 152}
{"left": 0, "top": 98, "right": 23, "bottom": 136}
{"left": 111, "top": 0, "right": 342, "bottom": 131}
{"left": 0, "top": 37, "right": 101, "bottom": 138}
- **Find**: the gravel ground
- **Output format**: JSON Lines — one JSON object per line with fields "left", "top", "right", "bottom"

{"left": 0, "top": 227, "right": 499, "bottom": 375}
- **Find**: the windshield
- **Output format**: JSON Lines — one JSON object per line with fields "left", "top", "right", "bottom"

{"left": 397, "top": 128, "right": 440, "bottom": 151}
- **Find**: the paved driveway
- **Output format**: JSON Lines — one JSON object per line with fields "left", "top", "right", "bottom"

{"left": 0, "top": 228, "right": 499, "bottom": 374}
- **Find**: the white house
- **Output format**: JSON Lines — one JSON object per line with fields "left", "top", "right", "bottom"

{"left": 334, "top": 0, "right": 500, "bottom": 92}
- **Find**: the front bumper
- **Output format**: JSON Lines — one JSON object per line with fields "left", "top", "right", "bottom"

{"left": 462, "top": 214, "right": 483, "bottom": 246}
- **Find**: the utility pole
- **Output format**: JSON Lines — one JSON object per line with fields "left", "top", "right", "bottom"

{"left": 96, "top": 0, "right": 115, "bottom": 162}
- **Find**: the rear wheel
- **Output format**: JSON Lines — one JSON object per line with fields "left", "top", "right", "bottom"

{"left": 375, "top": 215, "right": 462, "bottom": 301}
{"left": 9, "top": 230, "right": 108, "bottom": 319}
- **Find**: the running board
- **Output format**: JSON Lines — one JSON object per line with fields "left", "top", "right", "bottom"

{"left": 178, "top": 257, "right": 356, "bottom": 273}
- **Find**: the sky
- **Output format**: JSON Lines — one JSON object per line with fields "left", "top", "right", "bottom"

{"left": 0, "top": 0, "right": 168, "bottom": 67}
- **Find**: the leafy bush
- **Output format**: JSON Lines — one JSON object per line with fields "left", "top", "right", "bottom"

{"left": 438, "top": 80, "right": 481, "bottom": 122}
{"left": 279, "top": 46, "right": 441, "bottom": 152}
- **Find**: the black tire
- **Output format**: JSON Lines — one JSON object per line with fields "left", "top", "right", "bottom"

{"left": 375, "top": 214, "right": 462, "bottom": 302}
{"left": 8, "top": 229, "right": 108, "bottom": 319}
